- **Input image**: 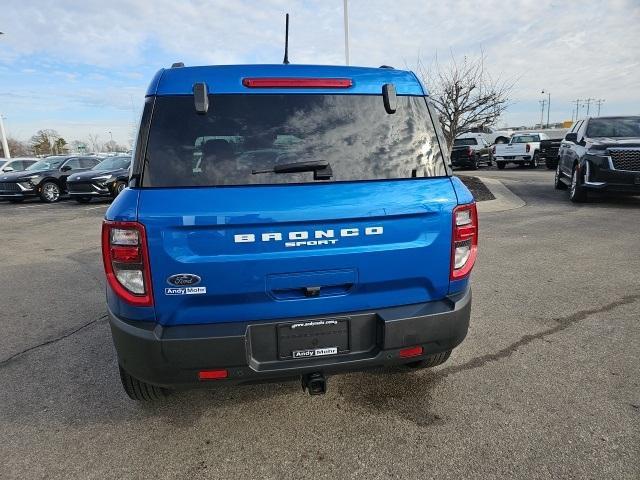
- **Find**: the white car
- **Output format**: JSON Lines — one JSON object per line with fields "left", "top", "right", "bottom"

{"left": 0, "top": 157, "right": 38, "bottom": 173}
{"left": 462, "top": 126, "right": 513, "bottom": 145}
{"left": 493, "top": 132, "right": 549, "bottom": 169}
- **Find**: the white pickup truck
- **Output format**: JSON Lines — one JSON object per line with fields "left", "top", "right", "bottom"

{"left": 493, "top": 132, "right": 549, "bottom": 169}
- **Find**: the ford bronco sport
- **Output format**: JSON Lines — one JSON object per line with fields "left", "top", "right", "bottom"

{"left": 103, "top": 64, "right": 477, "bottom": 400}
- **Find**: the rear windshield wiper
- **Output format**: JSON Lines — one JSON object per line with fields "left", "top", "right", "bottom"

{"left": 252, "top": 160, "right": 333, "bottom": 180}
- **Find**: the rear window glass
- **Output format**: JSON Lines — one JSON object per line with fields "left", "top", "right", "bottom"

{"left": 142, "top": 94, "right": 447, "bottom": 187}
{"left": 454, "top": 138, "right": 478, "bottom": 146}
{"left": 511, "top": 135, "right": 540, "bottom": 143}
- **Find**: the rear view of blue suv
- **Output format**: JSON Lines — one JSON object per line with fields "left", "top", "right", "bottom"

{"left": 103, "top": 64, "right": 478, "bottom": 400}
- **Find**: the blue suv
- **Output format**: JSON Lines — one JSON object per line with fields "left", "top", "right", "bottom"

{"left": 102, "top": 64, "right": 478, "bottom": 400}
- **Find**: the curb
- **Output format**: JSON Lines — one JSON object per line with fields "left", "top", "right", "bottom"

{"left": 473, "top": 177, "right": 525, "bottom": 213}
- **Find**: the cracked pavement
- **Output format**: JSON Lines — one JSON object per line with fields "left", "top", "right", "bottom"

{"left": 0, "top": 171, "right": 639, "bottom": 479}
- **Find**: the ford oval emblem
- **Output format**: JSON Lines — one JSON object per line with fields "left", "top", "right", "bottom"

{"left": 167, "top": 273, "right": 201, "bottom": 286}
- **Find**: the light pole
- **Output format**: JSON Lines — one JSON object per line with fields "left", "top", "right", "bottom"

{"left": 541, "top": 90, "right": 550, "bottom": 128}
{"left": 0, "top": 115, "right": 9, "bottom": 159}
{"left": 0, "top": 32, "right": 9, "bottom": 159}
{"left": 343, "top": 0, "right": 350, "bottom": 65}
{"left": 109, "top": 131, "right": 114, "bottom": 152}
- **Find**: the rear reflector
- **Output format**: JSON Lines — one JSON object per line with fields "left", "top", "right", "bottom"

{"left": 198, "top": 369, "right": 229, "bottom": 381}
{"left": 399, "top": 346, "right": 424, "bottom": 359}
{"left": 242, "top": 77, "right": 353, "bottom": 88}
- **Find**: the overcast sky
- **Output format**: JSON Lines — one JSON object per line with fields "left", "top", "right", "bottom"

{"left": 1, "top": 0, "right": 639, "bottom": 145}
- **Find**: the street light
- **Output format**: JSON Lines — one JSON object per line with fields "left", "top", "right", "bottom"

{"left": 0, "top": 32, "right": 8, "bottom": 159}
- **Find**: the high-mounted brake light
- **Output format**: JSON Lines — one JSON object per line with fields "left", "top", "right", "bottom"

{"left": 102, "top": 221, "right": 153, "bottom": 306}
{"left": 450, "top": 203, "right": 478, "bottom": 280}
{"left": 242, "top": 77, "right": 353, "bottom": 88}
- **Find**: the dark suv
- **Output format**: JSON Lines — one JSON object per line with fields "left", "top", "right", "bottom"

{"left": 67, "top": 155, "right": 131, "bottom": 203}
{"left": 0, "top": 155, "right": 101, "bottom": 203}
{"left": 554, "top": 116, "right": 640, "bottom": 202}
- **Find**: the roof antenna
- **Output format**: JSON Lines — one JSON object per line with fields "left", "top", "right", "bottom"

{"left": 283, "top": 13, "right": 290, "bottom": 64}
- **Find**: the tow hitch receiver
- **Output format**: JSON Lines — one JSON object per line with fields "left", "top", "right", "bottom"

{"left": 301, "top": 372, "right": 327, "bottom": 395}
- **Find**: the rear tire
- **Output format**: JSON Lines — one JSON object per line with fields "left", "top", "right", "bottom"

{"left": 405, "top": 350, "right": 452, "bottom": 369}
{"left": 530, "top": 152, "right": 540, "bottom": 168}
{"left": 497, "top": 161, "right": 506, "bottom": 170}
{"left": 471, "top": 156, "right": 479, "bottom": 170}
{"left": 118, "top": 366, "right": 168, "bottom": 401}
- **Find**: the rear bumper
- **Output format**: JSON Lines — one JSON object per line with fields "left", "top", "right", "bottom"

{"left": 495, "top": 155, "right": 531, "bottom": 163}
{"left": 110, "top": 287, "right": 472, "bottom": 388}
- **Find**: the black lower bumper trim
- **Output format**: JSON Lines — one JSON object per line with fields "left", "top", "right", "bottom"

{"left": 110, "top": 287, "right": 472, "bottom": 388}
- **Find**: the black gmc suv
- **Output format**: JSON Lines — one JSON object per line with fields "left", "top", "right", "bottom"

{"left": 0, "top": 155, "right": 101, "bottom": 203}
{"left": 554, "top": 116, "right": 640, "bottom": 202}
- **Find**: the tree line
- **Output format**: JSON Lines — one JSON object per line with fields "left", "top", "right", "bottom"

{"left": 4, "top": 129, "right": 129, "bottom": 157}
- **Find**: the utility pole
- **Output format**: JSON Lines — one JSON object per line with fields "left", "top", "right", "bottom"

{"left": 595, "top": 99, "right": 605, "bottom": 117}
{"left": 343, "top": 0, "right": 350, "bottom": 65}
{"left": 583, "top": 98, "right": 595, "bottom": 116}
{"left": 539, "top": 99, "right": 547, "bottom": 127}
{"left": 571, "top": 99, "right": 582, "bottom": 121}
{"left": 541, "top": 90, "right": 551, "bottom": 128}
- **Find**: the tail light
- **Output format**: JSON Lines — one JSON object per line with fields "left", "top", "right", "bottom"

{"left": 492, "top": 145, "right": 496, "bottom": 154}
{"left": 467, "top": 147, "right": 473, "bottom": 157}
{"left": 526, "top": 143, "right": 531, "bottom": 153}
{"left": 451, "top": 203, "right": 478, "bottom": 280}
{"left": 102, "top": 221, "right": 153, "bottom": 306}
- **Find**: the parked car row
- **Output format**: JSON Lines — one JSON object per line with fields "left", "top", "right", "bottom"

{"left": 554, "top": 116, "right": 640, "bottom": 202}
{"left": 0, "top": 154, "right": 131, "bottom": 203}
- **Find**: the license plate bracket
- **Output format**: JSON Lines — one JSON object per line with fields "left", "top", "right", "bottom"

{"left": 277, "top": 318, "right": 350, "bottom": 360}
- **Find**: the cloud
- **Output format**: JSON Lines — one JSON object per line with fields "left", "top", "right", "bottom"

{"left": 1, "top": 0, "right": 639, "bottom": 138}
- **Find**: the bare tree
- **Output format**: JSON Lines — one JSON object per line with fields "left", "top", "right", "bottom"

{"left": 7, "top": 137, "right": 31, "bottom": 156}
{"left": 30, "top": 129, "right": 61, "bottom": 156}
{"left": 417, "top": 51, "right": 513, "bottom": 151}
{"left": 87, "top": 133, "right": 102, "bottom": 153}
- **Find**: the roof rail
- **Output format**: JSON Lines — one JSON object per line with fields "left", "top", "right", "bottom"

{"left": 171, "top": 62, "right": 185, "bottom": 68}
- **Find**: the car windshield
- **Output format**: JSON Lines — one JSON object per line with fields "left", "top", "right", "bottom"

{"left": 586, "top": 117, "right": 640, "bottom": 138}
{"left": 93, "top": 156, "right": 131, "bottom": 170}
{"left": 511, "top": 135, "right": 540, "bottom": 143}
{"left": 454, "top": 138, "right": 478, "bottom": 146}
{"left": 143, "top": 94, "right": 447, "bottom": 187}
{"left": 25, "top": 157, "right": 67, "bottom": 172}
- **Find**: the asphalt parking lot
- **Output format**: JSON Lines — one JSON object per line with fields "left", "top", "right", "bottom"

{"left": 1, "top": 171, "right": 639, "bottom": 480}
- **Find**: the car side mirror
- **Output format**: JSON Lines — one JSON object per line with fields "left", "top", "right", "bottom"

{"left": 61, "top": 165, "right": 72, "bottom": 172}
{"left": 565, "top": 132, "right": 578, "bottom": 143}
{"left": 3, "top": 166, "right": 14, "bottom": 172}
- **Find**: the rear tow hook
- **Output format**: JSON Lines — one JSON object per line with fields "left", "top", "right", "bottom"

{"left": 301, "top": 372, "right": 327, "bottom": 395}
